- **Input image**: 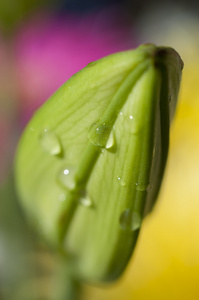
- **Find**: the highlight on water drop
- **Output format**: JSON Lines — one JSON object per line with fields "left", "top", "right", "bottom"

{"left": 106, "top": 131, "right": 115, "bottom": 149}
{"left": 39, "top": 128, "right": 62, "bottom": 156}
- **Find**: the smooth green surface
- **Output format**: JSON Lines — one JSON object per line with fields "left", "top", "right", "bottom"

{"left": 15, "top": 44, "right": 183, "bottom": 282}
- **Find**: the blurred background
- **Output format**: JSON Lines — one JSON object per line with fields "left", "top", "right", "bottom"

{"left": 0, "top": 0, "right": 199, "bottom": 299}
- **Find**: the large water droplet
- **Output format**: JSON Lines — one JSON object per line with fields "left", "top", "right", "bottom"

{"left": 106, "top": 131, "right": 115, "bottom": 149}
{"left": 39, "top": 129, "right": 62, "bottom": 156}
{"left": 88, "top": 120, "right": 111, "bottom": 148}
{"left": 58, "top": 166, "right": 76, "bottom": 191}
{"left": 119, "top": 209, "right": 141, "bottom": 231}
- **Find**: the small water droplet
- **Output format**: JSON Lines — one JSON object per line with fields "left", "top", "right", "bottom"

{"left": 119, "top": 209, "right": 142, "bottom": 231}
{"left": 79, "top": 195, "right": 92, "bottom": 207}
{"left": 58, "top": 193, "right": 66, "bottom": 202}
{"left": 77, "top": 190, "right": 92, "bottom": 207}
{"left": 135, "top": 182, "right": 148, "bottom": 191}
{"left": 39, "top": 129, "right": 62, "bottom": 156}
{"left": 123, "top": 114, "right": 139, "bottom": 134}
{"left": 117, "top": 176, "right": 127, "bottom": 187}
{"left": 58, "top": 166, "right": 76, "bottom": 191}
{"left": 146, "top": 183, "right": 152, "bottom": 192}
{"left": 120, "top": 180, "right": 127, "bottom": 187}
{"left": 106, "top": 131, "right": 115, "bottom": 149}
{"left": 119, "top": 111, "right": 123, "bottom": 116}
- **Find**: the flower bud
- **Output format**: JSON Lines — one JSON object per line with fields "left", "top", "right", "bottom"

{"left": 15, "top": 44, "right": 183, "bottom": 282}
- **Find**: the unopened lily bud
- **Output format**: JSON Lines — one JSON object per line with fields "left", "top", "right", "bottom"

{"left": 15, "top": 44, "right": 183, "bottom": 282}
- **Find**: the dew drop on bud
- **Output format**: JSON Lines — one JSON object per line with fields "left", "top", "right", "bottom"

{"left": 119, "top": 209, "right": 142, "bottom": 231}
{"left": 88, "top": 120, "right": 111, "bottom": 148}
{"left": 135, "top": 182, "right": 148, "bottom": 191}
{"left": 78, "top": 193, "right": 92, "bottom": 208}
{"left": 57, "top": 166, "right": 76, "bottom": 191}
{"left": 39, "top": 129, "right": 62, "bottom": 156}
{"left": 120, "top": 180, "right": 127, "bottom": 187}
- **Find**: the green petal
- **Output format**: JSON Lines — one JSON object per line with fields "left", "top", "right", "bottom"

{"left": 15, "top": 44, "right": 183, "bottom": 282}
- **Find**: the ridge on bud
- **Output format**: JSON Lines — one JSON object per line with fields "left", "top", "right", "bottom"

{"left": 15, "top": 44, "right": 183, "bottom": 282}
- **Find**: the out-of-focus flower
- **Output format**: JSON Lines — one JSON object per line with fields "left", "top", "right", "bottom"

{"left": 0, "top": 7, "right": 135, "bottom": 179}
{"left": 14, "top": 11, "right": 135, "bottom": 124}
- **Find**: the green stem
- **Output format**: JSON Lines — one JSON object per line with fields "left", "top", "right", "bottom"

{"left": 51, "top": 256, "right": 82, "bottom": 300}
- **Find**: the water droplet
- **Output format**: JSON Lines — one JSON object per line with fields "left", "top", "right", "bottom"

{"left": 117, "top": 176, "right": 127, "bottom": 187}
{"left": 58, "top": 166, "right": 76, "bottom": 191}
{"left": 88, "top": 121, "right": 111, "bottom": 148}
{"left": 119, "top": 111, "right": 123, "bottom": 116}
{"left": 58, "top": 193, "right": 66, "bottom": 202}
{"left": 120, "top": 180, "right": 127, "bottom": 187}
{"left": 39, "top": 129, "right": 62, "bottom": 156}
{"left": 76, "top": 190, "right": 92, "bottom": 207}
{"left": 135, "top": 182, "right": 148, "bottom": 191}
{"left": 106, "top": 131, "right": 115, "bottom": 149}
{"left": 79, "top": 195, "right": 92, "bottom": 207}
{"left": 123, "top": 114, "right": 139, "bottom": 135}
{"left": 119, "top": 209, "right": 142, "bottom": 231}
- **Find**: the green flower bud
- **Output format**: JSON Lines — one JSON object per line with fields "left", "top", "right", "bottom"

{"left": 15, "top": 44, "right": 183, "bottom": 282}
